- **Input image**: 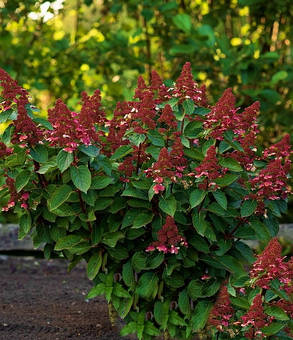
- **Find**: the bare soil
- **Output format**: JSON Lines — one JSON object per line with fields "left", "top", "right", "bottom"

{"left": 0, "top": 256, "right": 134, "bottom": 340}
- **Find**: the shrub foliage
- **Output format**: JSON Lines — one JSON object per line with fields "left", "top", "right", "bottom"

{"left": 0, "top": 64, "right": 292, "bottom": 339}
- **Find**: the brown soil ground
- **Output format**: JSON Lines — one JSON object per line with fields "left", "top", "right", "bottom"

{"left": 0, "top": 256, "right": 135, "bottom": 340}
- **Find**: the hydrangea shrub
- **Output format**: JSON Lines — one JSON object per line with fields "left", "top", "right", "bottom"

{"left": 0, "top": 64, "right": 292, "bottom": 339}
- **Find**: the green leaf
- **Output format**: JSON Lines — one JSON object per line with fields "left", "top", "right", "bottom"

{"left": 132, "top": 212, "right": 154, "bottom": 228}
{"left": 70, "top": 165, "right": 91, "bottom": 193}
{"left": 48, "top": 184, "right": 72, "bottom": 211}
{"left": 102, "top": 232, "right": 124, "bottom": 247}
{"left": 78, "top": 145, "right": 99, "bottom": 157}
{"left": 15, "top": 170, "right": 31, "bottom": 192}
{"left": 191, "top": 301, "right": 213, "bottom": 331}
{"left": 37, "top": 160, "right": 57, "bottom": 174}
{"left": 230, "top": 296, "right": 250, "bottom": 309}
{"left": 137, "top": 272, "right": 159, "bottom": 300}
{"left": 29, "top": 144, "right": 48, "bottom": 163}
{"left": 122, "top": 261, "right": 135, "bottom": 287}
{"left": 212, "top": 191, "right": 227, "bottom": 210}
{"left": 154, "top": 301, "right": 169, "bottom": 330}
{"left": 214, "top": 174, "right": 239, "bottom": 187}
{"left": 122, "top": 186, "right": 148, "bottom": 200}
{"left": 147, "top": 130, "right": 165, "bottom": 147}
{"left": 87, "top": 252, "right": 102, "bottom": 280}
{"left": 87, "top": 283, "right": 105, "bottom": 299}
{"left": 265, "top": 306, "right": 289, "bottom": 321}
{"left": 18, "top": 213, "right": 32, "bottom": 240}
{"left": 189, "top": 189, "right": 206, "bottom": 208}
{"left": 113, "top": 283, "right": 131, "bottom": 298}
{"left": 172, "top": 13, "right": 192, "bottom": 33}
{"left": 33, "top": 117, "right": 53, "bottom": 130}
{"left": 169, "top": 310, "right": 187, "bottom": 326}
{"left": 271, "top": 70, "right": 288, "bottom": 84}
{"left": 144, "top": 321, "right": 160, "bottom": 337}
{"left": 184, "top": 121, "right": 202, "bottom": 138}
{"left": 94, "top": 198, "right": 113, "bottom": 211}
{"left": 183, "top": 99, "right": 195, "bottom": 115}
{"left": 187, "top": 280, "right": 203, "bottom": 299}
{"left": 110, "top": 145, "right": 133, "bottom": 160}
{"left": 54, "top": 234, "right": 84, "bottom": 251}
{"left": 56, "top": 150, "right": 74, "bottom": 173}
{"left": 178, "top": 289, "right": 191, "bottom": 315}
{"left": 91, "top": 175, "right": 113, "bottom": 190}
{"left": 120, "top": 321, "right": 137, "bottom": 337}
{"left": 219, "top": 157, "right": 242, "bottom": 172}
{"left": 262, "top": 321, "right": 286, "bottom": 336}
{"left": 250, "top": 220, "right": 271, "bottom": 242}
{"left": 241, "top": 199, "right": 257, "bottom": 217}
{"left": 131, "top": 252, "right": 148, "bottom": 272}
{"left": 147, "top": 252, "right": 164, "bottom": 269}
{"left": 159, "top": 195, "right": 177, "bottom": 217}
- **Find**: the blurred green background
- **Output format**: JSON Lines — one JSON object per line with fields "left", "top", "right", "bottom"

{"left": 0, "top": 0, "right": 292, "bottom": 222}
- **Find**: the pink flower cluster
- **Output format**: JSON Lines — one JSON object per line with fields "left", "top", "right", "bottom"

{"left": 0, "top": 68, "right": 42, "bottom": 146}
{"left": 250, "top": 238, "right": 293, "bottom": 292}
{"left": 207, "top": 286, "right": 234, "bottom": 331}
{"left": 1, "top": 176, "right": 29, "bottom": 211}
{"left": 241, "top": 294, "right": 273, "bottom": 339}
{"left": 146, "top": 216, "right": 187, "bottom": 254}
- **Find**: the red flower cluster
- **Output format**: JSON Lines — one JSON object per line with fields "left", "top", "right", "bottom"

{"left": 0, "top": 68, "right": 42, "bottom": 145}
{"left": 249, "top": 158, "right": 291, "bottom": 213}
{"left": 241, "top": 294, "right": 273, "bottom": 339}
{"left": 158, "top": 104, "right": 177, "bottom": 129}
{"left": 208, "top": 286, "right": 234, "bottom": 331}
{"left": 250, "top": 238, "right": 292, "bottom": 291}
{"left": 194, "top": 146, "right": 226, "bottom": 190}
{"left": 146, "top": 216, "right": 187, "bottom": 254}
{"left": 173, "top": 62, "right": 207, "bottom": 106}
{"left": 0, "top": 142, "right": 12, "bottom": 158}
{"left": 47, "top": 93, "right": 104, "bottom": 152}
{"left": 1, "top": 176, "right": 29, "bottom": 211}
{"left": 263, "top": 134, "right": 291, "bottom": 159}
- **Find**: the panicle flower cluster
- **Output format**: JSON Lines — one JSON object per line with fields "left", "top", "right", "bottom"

{"left": 1, "top": 175, "right": 29, "bottom": 211}
{"left": 47, "top": 92, "right": 105, "bottom": 152}
{"left": 194, "top": 146, "right": 226, "bottom": 190}
{"left": 146, "top": 216, "right": 187, "bottom": 254}
{"left": 263, "top": 134, "right": 291, "bottom": 159}
{"left": 208, "top": 286, "right": 234, "bottom": 331}
{"left": 249, "top": 158, "right": 291, "bottom": 213}
{"left": 250, "top": 238, "right": 292, "bottom": 291}
{"left": 0, "top": 68, "right": 42, "bottom": 145}
{"left": 158, "top": 104, "right": 177, "bottom": 129}
{"left": 79, "top": 89, "right": 106, "bottom": 142}
{"left": 241, "top": 294, "right": 273, "bottom": 339}
{"left": 0, "top": 142, "right": 12, "bottom": 158}
{"left": 173, "top": 62, "right": 207, "bottom": 106}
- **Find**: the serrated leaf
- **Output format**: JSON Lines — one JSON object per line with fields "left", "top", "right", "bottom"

{"left": 48, "top": 184, "right": 72, "bottom": 210}
{"left": 191, "top": 301, "right": 213, "bottom": 331}
{"left": 132, "top": 212, "right": 154, "bottom": 228}
{"left": 87, "top": 283, "right": 105, "bottom": 299}
{"left": 137, "top": 272, "right": 159, "bottom": 300}
{"left": 178, "top": 289, "right": 191, "bottom": 315}
{"left": 110, "top": 145, "right": 133, "bottom": 160}
{"left": 102, "top": 232, "right": 124, "bottom": 247}
{"left": 183, "top": 99, "right": 195, "bottom": 115}
{"left": 54, "top": 234, "right": 83, "bottom": 251}
{"left": 265, "top": 306, "right": 289, "bottom": 321}
{"left": 56, "top": 150, "right": 73, "bottom": 172}
{"left": 70, "top": 165, "right": 91, "bottom": 193}
{"left": 262, "top": 321, "right": 286, "bottom": 336}
{"left": 15, "top": 170, "right": 31, "bottom": 192}
{"left": 29, "top": 144, "right": 48, "bottom": 163}
{"left": 87, "top": 252, "right": 102, "bottom": 280}
{"left": 147, "top": 130, "right": 165, "bottom": 147}
{"left": 159, "top": 195, "right": 177, "bottom": 217}
{"left": 214, "top": 174, "right": 239, "bottom": 187}
{"left": 250, "top": 220, "right": 271, "bottom": 242}
{"left": 187, "top": 280, "right": 203, "bottom": 299}
{"left": 212, "top": 191, "right": 227, "bottom": 210}
{"left": 78, "top": 145, "right": 99, "bottom": 157}
{"left": 122, "top": 261, "right": 135, "bottom": 287}
{"left": 154, "top": 300, "right": 169, "bottom": 330}
{"left": 189, "top": 189, "right": 206, "bottom": 208}
{"left": 219, "top": 157, "right": 242, "bottom": 172}
{"left": 18, "top": 213, "right": 32, "bottom": 240}
{"left": 91, "top": 175, "right": 113, "bottom": 189}
{"left": 241, "top": 199, "right": 257, "bottom": 217}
